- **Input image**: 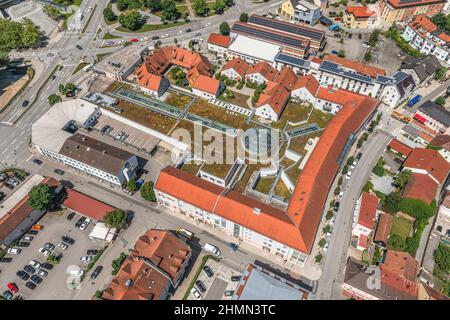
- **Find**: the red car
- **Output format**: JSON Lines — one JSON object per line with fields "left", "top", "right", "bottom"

{"left": 130, "top": 38, "right": 138, "bottom": 43}
{"left": 7, "top": 282, "right": 18, "bottom": 294}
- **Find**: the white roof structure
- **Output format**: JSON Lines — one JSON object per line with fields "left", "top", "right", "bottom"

{"left": 89, "top": 222, "right": 117, "bottom": 242}
{"left": 228, "top": 35, "right": 281, "bottom": 63}
{"left": 32, "top": 99, "right": 98, "bottom": 153}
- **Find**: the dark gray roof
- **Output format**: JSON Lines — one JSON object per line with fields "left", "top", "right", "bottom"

{"left": 344, "top": 258, "right": 417, "bottom": 300}
{"left": 394, "top": 72, "right": 415, "bottom": 97}
{"left": 274, "top": 52, "right": 311, "bottom": 70}
{"left": 402, "top": 124, "right": 421, "bottom": 138}
{"left": 419, "top": 100, "right": 450, "bottom": 127}
{"left": 400, "top": 55, "right": 441, "bottom": 82}
{"left": 319, "top": 60, "right": 374, "bottom": 84}
{"left": 59, "top": 133, "right": 135, "bottom": 176}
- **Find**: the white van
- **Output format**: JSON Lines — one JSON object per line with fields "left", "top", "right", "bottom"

{"left": 203, "top": 243, "right": 221, "bottom": 257}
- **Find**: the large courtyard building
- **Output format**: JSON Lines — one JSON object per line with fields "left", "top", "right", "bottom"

{"left": 379, "top": 0, "right": 446, "bottom": 23}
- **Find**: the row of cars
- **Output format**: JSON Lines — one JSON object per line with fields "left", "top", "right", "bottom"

{"left": 190, "top": 265, "right": 241, "bottom": 300}
{"left": 0, "top": 172, "right": 25, "bottom": 191}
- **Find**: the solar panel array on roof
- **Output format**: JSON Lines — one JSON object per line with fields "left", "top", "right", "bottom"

{"left": 376, "top": 75, "right": 394, "bottom": 85}
{"left": 319, "top": 61, "right": 374, "bottom": 84}
{"left": 275, "top": 53, "right": 311, "bottom": 70}
{"left": 248, "top": 15, "right": 324, "bottom": 41}
{"left": 393, "top": 71, "right": 408, "bottom": 83}
{"left": 231, "top": 23, "right": 307, "bottom": 49}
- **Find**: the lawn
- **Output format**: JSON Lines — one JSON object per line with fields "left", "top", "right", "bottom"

{"left": 234, "top": 164, "right": 263, "bottom": 193}
{"left": 219, "top": 90, "right": 251, "bottom": 109}
{"left": 164, "top": 92, "right": 193, "bottom": 110}
{"left": 308, "top": 109, "right": 334, "bottom": 128}
{"left": 96, "top": 52, "right": 112, "bottom": 61}
{"left": 104, "top": 81, "right": 123, "bottom": 94}
{"left": 274, "top": 101, "right": 312, "bottom": 128}
{"left": 181, "top": 162, "right": 202, "bottom": 175}
{"left": 288, "top": 131, "right": 323, "bottom": 156}
{"left": 115, "top": 99, "right": 177, "bottom": 134}
{"left": 103, "top": 32, "right": 122, "bottom": 40}
{"left": 116, "top": 21, "right": 189, "bottom": 33}
{"left": 254, "top": 176, "right": 275, "bottom": 194}
{"left": 390, "top": 214, "right": 414, "bottom": 240}
{"left": 285, "top": 165, "right": 302, "bottom": 185}
{"left": 72, "top": 62, "right": 89, "bottom": 75}
{"left": 200, "top": 163, "right": 233, "bottom": 179}
{"left": 188, "top": 99, "right": 252, "bottom": 130}
{"left": 274, "top": 179, "right": 291, "bottom": 200}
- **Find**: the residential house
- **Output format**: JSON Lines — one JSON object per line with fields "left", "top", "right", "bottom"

{"left": 374, "top": 212, "right": 394, "bottom": 248}
{"left": 344, "top": 6, "right": 377, "bottom": 29}
{"left": 291, "top": 74, "right": 320, "bottom": 104}
{"left": 400, "top": 55, "right": 441, "bottom": 86}
{"left": 401, "top": 15, "right": 450, "bottom": 64}
{"left": 379, "top": 0, "right": 446, "bottom": 24}
{"left": 434, "top": 192, "right": 450, "bottom": 239}
{"left": 387, "top": 138, "right": 413, "bottom": 158}
{"left": 352, "top": 192, "right": 379, "bottom": 251}
{"left": 188, "top": 68, "right": 225, "bottom": 99}
{"left": 207, "top": 33, "right": 232, "bottom": 57}
{"left": 255, "top": 82, "right": 290, "bottom": 121}
{"left": 136, "top": 67, "right": 170, "bottom": 98}
{"left": 429, "top": 134, "right": 450, "bottom": 162}
{"left": 414, "top": 100, "right": 450, "bottom": 134}
{"left": 403, "top": 147, "right": 450, "bottom": 186}
{"left": 378, "top": 71, "right": 416, "bottom": 108}
{"left": 380, "top": 250, "right": 419, "bottom": 297}
{"left": 403, "top": 172, "right": 438, "bottom": 204}
{"left": 245, "top": 61, "right": 277, "bottom": 84}
{"left": 102, "top": 229, "right": 192, "bottom": 300}
{"left": 221, "top": 58, "right": 250, "bottom": 81}
{"left": 280, "top": 0, "right": 321, "bottom": 25}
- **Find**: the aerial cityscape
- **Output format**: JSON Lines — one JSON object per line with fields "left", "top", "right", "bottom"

{"left": 0, "top": 0, "right": 450, "bottom": 304}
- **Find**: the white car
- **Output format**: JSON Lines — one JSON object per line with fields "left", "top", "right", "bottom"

{"left": 29, "top": 260, "right": 42, "bottom": 269}
{"left": 7, "top": 248, "right": 21, "bottom": 255}
{"left": 338, "top": 191, "right": 344, "bottom": 200}
{"left": 37, "top": 269, "right": 48, "bottom": 278}
{"left": 329, "top": 217, "right": 335, "bottom": 226}
{"left": 191, "top": 288, "right": 202, "bottom": 300}
{"left": 177, "top": 30, "right": 183, "bottom": 35}
{"left": 80, "top": 256, "right": 93, "bottom": 263}
{"left": 39, "top": 247, "right": 51, "bottom": 257}
{"left": 161, "top": 33, "right": 169, "bottom": 38}
{"left": 22, "top": 235, "right": 34, "bottom": 242}
{"left": 345, "top": 172, "right": 352, "bottom": 180}
{"left": 323, "top": 242, "right": 329, "bottom": 252}
{"left": 79, "top": 218, "right": 91, "bottom": 231}
{"left": 57, "top": 242, "right": 68, "bottom": 250}
{"left": 361, "top": 43, "right": 370, "bottom": 49}
{"left": 205, "top": 23, "right": 211, "bottom": 27}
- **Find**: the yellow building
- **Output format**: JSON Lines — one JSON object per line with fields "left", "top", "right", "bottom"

{"left": 280, "top": 0, "right": 296, "bottom": 20}
{"left": 343, "top": 6, "right": 377, "bottom": 29}
{"left": 380, "top": 0, "right": 446, "bottom": 24}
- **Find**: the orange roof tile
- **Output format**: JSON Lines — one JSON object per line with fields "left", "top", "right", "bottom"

{"left": 387, "top": 0, "right": 445, "bottom": 9}
{"left": 310, "top": 57, "right": 322, "bottom": 64}
{"left": 358, "top": 192, "right": 379, "bottom": 229}
{"left": 189, "top": 74, "right": 221, "bottom": 95}
{"left": 207, "top": 33, "right": 232, "bottom": 48}
{"left": 388, "top": 139, "right": 413, "bottom": 157}
{"left": 293, "top": 74, "right": 320, "bottom": 96}
{"left": 346, "top": 6, "right": 376, "bottom": 18}
{"left": 380, "top": 250, "right": 419, "bottom": 297}
{"left": 247, "top": 61, "right": 277, "bottom": 82}
{"left": 403, "top": 173, "right": 438, "bottom": 204}
{"left": 438, "top": 32, "right": 450, "bottom": 43}
{"left": 257, "top": 81, "right": 290, "bottom": 116}
{"left": 274, "top": 67, "right": 297, "bottom": 90}
{"left": 137, "top": 64, "right": 164, "bottom": 91}
{"left": 403, "top": 148, "right": 450, "bottom": 184}
{"left": 63, "top": 189, "right": 115, "bottom": 221}
{"left": 324, "top": 55, "right": 386, "bottom": 78}
{"left": 222, "top": 58, "right": 249, "bottom": 78}
{"left": 409, "top": 15, "right": 437, "bottom": 34}
{"left": 374, "top": 212, "right": 393, "bottom": 245}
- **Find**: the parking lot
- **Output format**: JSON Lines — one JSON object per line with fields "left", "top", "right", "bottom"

{"left": 0, "top": 210, "right": 104, "bottom": 300}
{"left": 187, "top": 258, "right": 242, "bottom": 301}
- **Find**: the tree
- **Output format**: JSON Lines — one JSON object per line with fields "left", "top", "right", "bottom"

{"left": 436, "top": 96, "right": 446, "bottom": 106}
{"left": 161, "top": 0, "right": 180, "bottom": 21}
{"left": 111, "top": 252, "right": 127, "bottom": 275}
{"left": 219, "top": 21, "right": 230, "bottom": 35}
{"left": 104, "top": 209, "right": 127, "bottom": 229}
{"left": 214, "top": 0, "right": 226, "bottom": 14}
{"left": 224, "top": 0, "right": 234, "bottom": 6}
{"left": 372, "top": 246, "right": 383, "bottom": 265}
{"left": 103, "top": 7, "right": 117, "bottom": 22}
{"left": 364, "top": 51, "right": 372, "bottom": 62}
{"left": 318, "top": 238, "right": 326, "bottom": 247}
{"left": 193, "top": 0, "right": 209, "bottom": 16}
{"left": 140, "top": 181, "right": 156, "bottom": 202}
{"left": 0, "top": 51, "right": 9, "bottom": 67}
{"left": 27, "top": 184, "right": 55, "bottom": 211}
{"left": 337, "top": 50, "right": 345, "bottom": 58}
{"left": 323, "top": 224, "right": 331, "bottom": 234}
{"left": 118, "top": 10, "right": 143, "bottom": 31}
{"left": 434, "top": 67, "right": 447, "bottom": 80}
{"left": 48, "top": 94, "right": 61, "bottom": 106}
{"left": 326, "top": 210, "right": 334, "bottom": 220}
{"left": 146, "top": 0, "right": 162, "bottom": 11}
{"left": 393, "top": 169, "right": 412, "bottom": 190}
{"left": 368, "top": 29, "right": 380, "bottom": 47}
{"left": 0, "top": 18, "right": 41, "bottom": 51}
{"left": 384, "top": 191, "right": 401, "bottom": 213}
{"left": 434, "top": 242, "right": 450, "bottom": 273}
{"left": 127, "top": 180, "right": 137, "bottom": 192}
{"left": 315, "top": 254, "right": 323, "bottom": 263}
{"left": 363, "top": 180, "right": 374, "bottom": 192}
{"left": 116, "top": 0, "right": 130, "bottom": 11}
{"left": 65, "top": 83, "right": 77, "bottom": 93}
{"left": 239, "top": 12, "right": 249, "bottom": 22}
{"left": 334, "top": 186, "right": 341, "bottom": 196}
{"left": 387, "top": 234, "right": 405, "bottom": 250}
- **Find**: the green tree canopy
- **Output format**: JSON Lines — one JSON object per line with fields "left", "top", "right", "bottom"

{"left": 214, "top": 0, "right": 226, "bottom": 14}
{"left": 140, "top": 181, "right": 156, "bottom": 202}
{"left": 219, "top": 21, "right": 230, "bottom": 35}
{"left": 48, "top": 94, "right": 62, "bottom": 106}
{"left": 161, "top": 0, "right": 181, "bottom": 21}
{"left": 434, "top": 242, "right": 450, "bottom": 273}
{"left": 193, "top": 0, "right": 209, "bottom": 16}
{"left": 393, "top": 169, "right": 412, "bottom": 190}
{"left": 239, "top": 12, "right": 249, "bottom": 22}
{"left": 118, "top": 10, "right": 143, "bottom": 31}
{"left": 126, "top": 180, "right": 137, "bottom": 192}
{"left": 103, "top": 7, "right": 117, "bottom": 22}
{"left": 27, "top": 184, "right": 55, "bottom": 211}
{"left": 0, "top": 18, "right": 41, "bottom": 52}
{"left": 436, "top": 96, "right": 446, "bottom": 106}
{"left": 387, "top": 234, "right": 405, "bottom": 250}
{"left": 146, "top": 0, "right": 162, "bottom": 11}
{"left": 103, "top": 209, "right": 127, "bottom": 229}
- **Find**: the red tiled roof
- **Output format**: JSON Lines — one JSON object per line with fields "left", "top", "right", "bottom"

{"left": 374, "top": 212, "right": 393, "bottom": 245}
{"left": 388, "top": 139, "right": 413, "bottom": 157}
{"left": 324, "top": 55, "right": 386, "bottom": 78}
{"left": 380, "top": 250, "right": 418, "bottom": 297}
{"left": 358, "top": 234, "right": 368, "bottom": 249}
{"left": 189, "top": 73, "right": 221, "bottom": 95}
{"left": 207, "top": 33, "right": 232, "bottom": 48}
{"left": 403, "top": 148, "right": 450, "bottom": 184}
{"left": 409, "top": 15, "right": 437, "bottom": 34}
{"left": 137, "top": 64, "right": 164, "bottom": 91}
{"left": 346, "top": 6, "right": 376, "bottom": 18}
{"left": 438, "top": 32, "right": 450, "bottom": 43}
{"left": 430, "top": 134, "right": 450, "bottom": 151}
{"left": 257, "top": 81, "right": 290, "bottom": 116}
{"left": 274, "top": 67, "right": 297, "bottom": 90}
{"left": 287, "top": 91, "right": 379, "bottom": 253}
{"left": 316, "top": 85, "right": 370, "bottom": 107}
{"left": 358, "top": 192, "right": 378, "bottom": 230}
{"left": 63, "top": 189, "right": 115, "bottom": 221}
{"left": 246, "top": 61, "right": 277, "bottom": 82}
{"left": 403, "top": 173, "right": 438, "bottom": 204}
{"left": 292, "top": 74, "right": 320, "bottom": 96}
{"left": 222, "top": 58, "right": 249, "bottom": 78}
{"left": 386, "top": 0, "right": 446, "bottom": 9}
{"left": 310, "top": 57, "right": 322, "bottom": 64}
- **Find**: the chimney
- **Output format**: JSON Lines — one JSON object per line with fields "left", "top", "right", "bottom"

{"left": 125, "top": 279, "right": 133, "bottom": 287}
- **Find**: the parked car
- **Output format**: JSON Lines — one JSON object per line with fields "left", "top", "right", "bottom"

{"left": 17, "top": 242, "right": 30, "bottom": 248}
{"left": 176, "top": 228, "right": 194, "bottom": 240}
{"left": 87, "top": 249, "right": 99, "bottom": 255}
{"left": 345, "top": 172, "right": 351, "bottom": 180}
{"left": 227, "top": 242, "right": 238, "bottom": 251}
{"left": 27, "top": 230, "right": 38, "bottom": 235}
{"left": 90, "top": 266, "right": 103, "bottom": 279}
{"left": 62, "top": 236, "right": 75, "bottom": 245}
{"left": 130, "top": 38, "right": 138, "bottom": 42}
{"left": 57, "top": 242, "right": 68, "bottom": 250}
{"left": 7, "top": 283, "right": 19, "bottom": 294}
{"left": 2, "top": 290, "right": 13, "bottom": 299}
{"left": 40, "top": 263, "right": 54, "bottom": 270}
{"left": 24, "top": 265, "right": 36, "bottom": 274}
{"left": 231, "top": 275, "right": 241, "bottom": 282}
{"left": 203, "top": 243, "right": 221, "bottom": 257}
{"left": 7, "top": 248, "right": 21, "bottom": 255}
{"left": 43, "top": 243, "right": 55, "bottom": 251}
{"left": 29, "top": 260, "right": 41, "bottom": 269}
{"left": 76, "top": 45, "right": 82, "bottom": 50}
{"left": 22, "top": 100, "right": 29, "bottom": 108}
{"left": 32, "top": 159, "right": 42, "bottom": 165}
{"left": 25, "top": 282, "right": 36, "bottom": 290}
{"left": 191, "top": 287, "right": 202, "bottom": 300}
{"left": 67, "top": 212, "right": 76, "bottom": 221}
{"left": 185, "top": 28, "right": 192, "bottom": 32}
{"left": 75, "top": 217, "right": 85, "bottom": 228}
{"left": 30, "top": 275, "right": 43, "bottom": 284}
{"left": 356, "top": 152, "right": 363, "bottom": 160}
{"left": 80, "top": 256, "right": 92, "bottom": 263}
{"left": 16, "top": 270, "right": 30, "bottom": 281}
{"left": 0, "top": 257, "right": 13, "bottom": 263}
{"left": 54, "top": 169, "right": 65, "bottom": 175}
{"left": 195, "top": 280, "right": 207, "bottom": 293}
{"left": 79, "top": 218, "right": 91, "bottom": 231}
{"left": 338, "top": 191, "right": 344, "bottom": 200}
{"left": 224, "top": 290, "right": 234, "bottom": 297}
{"left": 37, "top": 269, "right": 48, "bottom": 278}
{"left": 22, "top": 236, "right": 33, "bottom": 242}
{"left": 333, "top": 201, "right": 340, "bottom": 212}
{"left": 38, "top": 248, "right": 51, "bottom": 257}
{"left": 31, "top": 224, "right": 44, "bottom": 231}
{"left": 203, "top": 265, "right": 214, "bottom": 277}
{"left": 151, "top": 35, "right": 159, "bottom": 40}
